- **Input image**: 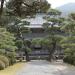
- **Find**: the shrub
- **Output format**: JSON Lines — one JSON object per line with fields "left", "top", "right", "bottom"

{"left": 73, "top": 61, "right": 75, "bottom": 65}
{"left": 63, "top": 53, "right": 75, "bottom": 65}
{"left": 0, "top": 60, "right": 5, "bottom": 70}
{"left": 9, "top": 57, "right": 16, "bottom": 65}
{"left": 7, "top": 53, "right": 16, "bottom": 65}
{"left": 63, "top": 55, "right": 73, "bottom": 64}
{"left": 0, "top": 55, "right": 9, "bottom": 67}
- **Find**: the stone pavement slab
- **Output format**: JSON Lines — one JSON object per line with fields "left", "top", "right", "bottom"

{"left": 16, "top": 60, "right": 75, "bottom": 75}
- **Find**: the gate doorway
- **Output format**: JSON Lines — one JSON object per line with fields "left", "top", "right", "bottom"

{"left": 29, "top": 46, "right": 49, "bottom": 60}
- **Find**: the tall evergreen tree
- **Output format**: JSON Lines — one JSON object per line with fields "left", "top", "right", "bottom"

{"left": 6, "top": 0, "right": 50, "bottom": 17}
{"left": 0, "top": 0, "right": 5, "bottom": 16}
{"left": 43, "top": 9, "right": 63, "bottom": 61}
{"left": 60, "top": 13, "right": 75, "bottom": 64}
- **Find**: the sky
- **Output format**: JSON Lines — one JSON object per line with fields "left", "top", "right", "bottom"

{"left": 47, "top": 0, "right": 75, "bottom": 8}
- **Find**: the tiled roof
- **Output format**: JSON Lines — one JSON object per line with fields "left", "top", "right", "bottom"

{"left": 21, "top": 13, "right": 47, "bottom": 25}
{"left": 22, "top": 13, "right": 59, "bottom": 28}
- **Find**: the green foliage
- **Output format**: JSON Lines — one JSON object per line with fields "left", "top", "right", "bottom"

{"left": 32, "top": 0, "right": 50, "bottom": 13}
{"left": 0, "top": 55, "right": 9, "bottom": 67}
{"left": 26, "top": 47, "right": 31, "bottom": 52}
{"left": 61, "top": 13, "right": 75, "bottom": 65}
{"left": 61, "top": 36, "right": 75, "bottom": 65}
{"left": 0, "top": 28, "right": 17, "bottom": 52}
{"left": 42, "top": 8, "right": 63, "bottom": 61}
{"left": 40, "top": 38, "right": 52, "bottom": 47}
{"left": 47, "top": 9, "right": 61, "bottom": 16}
{"left": 69, "top": 13, "right": 75, "bottom": 20}
{"left": 6, "top": 0, "right": 50, "bottom": 17}
{"left": 32, "top": 38, "right": 43, "bottom": 45}
{"left": 7, "top": 17, "right": 30, "bottom": 34}
{"left": 7, "top": 52, "right": 16, "bottom": 65}
{"left": 0, "top": 28, "right": 17, "bottom": 65}
{"left": 24, "top": 40, "right": 31, "bottom": 47}
{"left": 61, "top": 20, "right": 75, "bottom": 35}
{"left": 63, "top": 47, "right": 75, "bottom": 65}
{"left": 47, "top": 18, "right": 64, "bottom": 25}
{"left": 15, "top": 40, "right": 23, "bottom": 49}
{"left": 0, "top": 60, "right": 5, "bottom": 70}
{"left": 20, "top": 27, "right": 30, "bottom": 33}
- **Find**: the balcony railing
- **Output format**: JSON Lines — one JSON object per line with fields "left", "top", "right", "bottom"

{"left": 23, "top": 32, "right": 49, "bottom": 39}
{"left": 23, "top": 31, "right": 65, "bottom": 39}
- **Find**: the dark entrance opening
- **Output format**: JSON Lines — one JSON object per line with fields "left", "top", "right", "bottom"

{"left": 29, "top": 46, "right": 49, "bottom": 60}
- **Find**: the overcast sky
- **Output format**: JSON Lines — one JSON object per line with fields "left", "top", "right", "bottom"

{"left": 47, "top": 0, "right": 75, "bottom": 8}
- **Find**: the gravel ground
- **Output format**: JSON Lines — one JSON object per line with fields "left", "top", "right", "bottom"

{"left": 16, "top": 60, "right": 75, "bottom": 75}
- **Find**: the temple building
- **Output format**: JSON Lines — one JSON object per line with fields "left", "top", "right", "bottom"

{"left": 22, "top": 13, "right": 59, "bottom": 39}
{"left": 16, "top": 13, "right": 63, "bottom": 59}
{"left": 17, "top": 13, "right": 63, "bottom": 60}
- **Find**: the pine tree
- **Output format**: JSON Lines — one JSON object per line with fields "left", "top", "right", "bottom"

{"left": 42, "top": 9, "right": 63, "bottom": 61}
{"left": 61, "top": 13, "right": 75, "bottom": 64}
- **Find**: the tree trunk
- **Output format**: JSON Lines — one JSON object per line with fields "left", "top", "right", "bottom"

{"left": 16, "top": 24, "right": 30, "bottom": 62}
{"left": 0, "top": 0, "right": 4, "bottom": 25}
{"left": 24, "top": 50, "right": 30, "bottom": 62}
{"left": 0, "top": 0, "right": 4, "bottom": 16}
{"left": 48, "top": 41, "right": 56, "bottom": 61}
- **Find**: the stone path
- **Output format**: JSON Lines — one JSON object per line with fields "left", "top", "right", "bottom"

{"left": 16, "top": 60, "right": 75, "bottom": 75}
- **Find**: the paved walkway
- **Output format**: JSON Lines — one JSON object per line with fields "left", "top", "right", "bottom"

{"left": 16, "top": 60, "right": 75, "bottom": 75}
